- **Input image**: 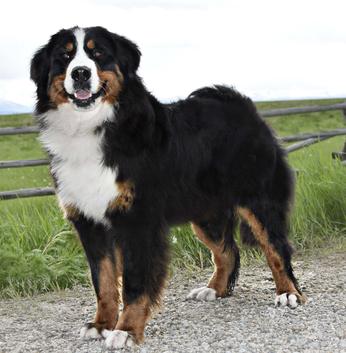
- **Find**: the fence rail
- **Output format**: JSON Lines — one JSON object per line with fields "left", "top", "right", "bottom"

{"left": 260, "top": 102, "right": 346, "bottom": 118}
{"left": 285, "top": 136, "right": 331, "bottom": 153}
{"left": 0, "top": 187, "right": 54, "bottom": 200}
{"left": 0, "top": 126, "right": 40, "bottom": 136}
{"left": 0, "top": 101, "right": 345, "bottom": 200}
{"left": 279, "top": 128, "right": 346, "bottom": 142}
{"left": 0, "top": 159, "right": 49, "bottom": 169}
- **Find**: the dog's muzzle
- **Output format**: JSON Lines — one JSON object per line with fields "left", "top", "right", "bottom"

{"left": 66, "top": 66, "right": 104, "bottom": 108}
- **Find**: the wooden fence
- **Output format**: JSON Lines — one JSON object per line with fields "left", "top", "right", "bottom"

{"left": 0, "top": 102, "right": 346, "bottom": 200}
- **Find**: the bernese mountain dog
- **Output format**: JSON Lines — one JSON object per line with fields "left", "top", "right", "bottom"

{"left": 30, "top": 26, "right": 306, "bottom": 349}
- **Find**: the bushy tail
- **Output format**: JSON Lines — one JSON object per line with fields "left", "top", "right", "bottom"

{"left": 240, "top": 146, "right": 294, "bottom": 247}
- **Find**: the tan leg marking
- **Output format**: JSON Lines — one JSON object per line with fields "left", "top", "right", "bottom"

{"left": 94, "top": 257, "right": 120, "bottom": 330}
{"left": 97, "top": 65, "right": 123, "bottom": 104}
{"left": 115, "top": 247, "right": 123, "bottom": 280}
{"left": 191, "top": 223, "right": 235, "bottom": 297}
{"left": 49, "top": 74, "right": 68, "bottom": 106}
{"left": 114, "top": 247, "right": 123, "bottom": 305}
{"left": 115, "top": 296, "right": 151, "bottom": 344}
{"left": 108, "top": 181, "right": 135, "bottom": 213}
{"left": 237, "top": 207, "right": 304, "bottom": 302}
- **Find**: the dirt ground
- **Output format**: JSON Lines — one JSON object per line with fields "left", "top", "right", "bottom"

{"left": 1, "top": 251, "right": 345, "bottom": 353}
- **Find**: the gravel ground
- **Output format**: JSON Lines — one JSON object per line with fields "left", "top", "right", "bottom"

{"left": 1, "top": 251, "right": 345, "bottom": 353}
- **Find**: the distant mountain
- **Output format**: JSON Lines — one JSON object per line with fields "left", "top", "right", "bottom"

{"left": 0, "top": 99, "right": 32, "bottom": 115}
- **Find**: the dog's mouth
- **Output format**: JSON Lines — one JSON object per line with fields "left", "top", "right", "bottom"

{"left": 66, "top": 84, "right": 105, "bottom": 108}
{"left": 75, "top": 89, "right": 92, "bottom": 100}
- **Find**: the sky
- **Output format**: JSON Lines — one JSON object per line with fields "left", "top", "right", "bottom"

{"left": 0, "top": 0, "right": 346, "bottom": 108}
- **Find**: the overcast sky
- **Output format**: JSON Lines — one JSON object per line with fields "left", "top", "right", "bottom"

{"left": 0, "top": 0, "right": 345, "bottom": 107}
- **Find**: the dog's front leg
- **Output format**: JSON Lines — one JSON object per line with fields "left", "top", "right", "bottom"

{"left": 72, "top": 216, "right": 120, "bottom": 339}
{"left": 104, "top": 221, "right": 169, "bottom": 348}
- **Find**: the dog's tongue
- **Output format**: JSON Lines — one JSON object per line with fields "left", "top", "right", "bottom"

{"left": 74, "top": 90, "right": 92, "bottom": 100}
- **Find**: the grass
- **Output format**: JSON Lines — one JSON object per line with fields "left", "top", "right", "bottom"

{"left": 0, "top": 98, "right": 345, "bottom": 297}
{"left": 291, "top": 153, "right": 346, "bottom": 249}
{"left": 0, "top": 198, "right": 88, "bottom": 298}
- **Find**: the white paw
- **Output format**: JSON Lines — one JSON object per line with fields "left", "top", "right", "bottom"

{"left": 80, "top": 325, "right": 102, "bottom": 340}
{"left": 105, "top": 329, "right": 135, "bottom": 350}
{"left": 275, "top": 293, "right": 299, "bottom": 308}
{"left": 187, "top": 286, "right": 217, "bottom": 301}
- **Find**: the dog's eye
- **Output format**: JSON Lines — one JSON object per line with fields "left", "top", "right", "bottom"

{"left": 62, "top": 53, "right": 70, "bottom": 60}
{"left": 93, "top": 50, "right": 103, "bottom": 58}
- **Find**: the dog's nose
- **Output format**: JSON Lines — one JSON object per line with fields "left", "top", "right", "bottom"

{"left": 71, "top": 66, "right": 91, "bottom": 82}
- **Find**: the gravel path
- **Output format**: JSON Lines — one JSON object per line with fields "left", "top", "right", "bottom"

{"left": 1, "top": 251, "right": 345, "bottom": 353}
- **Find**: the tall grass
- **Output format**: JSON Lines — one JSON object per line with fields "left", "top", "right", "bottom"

{"left": 291, "top": 152, "right": 346, "bottom": 249}
{"left": 0, "top": 198, "right": 87, "bottom": 297}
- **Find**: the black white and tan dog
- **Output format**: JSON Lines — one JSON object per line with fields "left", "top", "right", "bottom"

{"left": 30, "top": 26, "right": 306, "bottom": 349}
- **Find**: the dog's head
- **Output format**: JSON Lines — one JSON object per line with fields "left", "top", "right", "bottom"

{"left": 31, "top": 26, "right": 141, "bottom": 113}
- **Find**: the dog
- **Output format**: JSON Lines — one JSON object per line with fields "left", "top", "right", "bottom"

{"left": 30, "top": 26, "right": 305, "bottom": 349}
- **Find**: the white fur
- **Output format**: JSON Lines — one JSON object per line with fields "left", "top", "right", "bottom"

{"left": 187, "top": 286, "right": 217, "bottom": 301}
{"left": 40, "top": 102, "right": 118, "bottom": 224}
{"left": 288, "top": 294, "right": 298, "bottom": 308}
{"left": 80, "top": 326, "right": 102, "bottom": 340}
{"left": 105, "top": 330, "right": 135, "bottom": 349}
{"left": 275, "top": 293, "right": 299, "bottom": 308}
{"left": 101, "top": 329, "right": 112, "bottom": 338}
{"left": 64, "top": 28, "right": 99, "bottom": 95}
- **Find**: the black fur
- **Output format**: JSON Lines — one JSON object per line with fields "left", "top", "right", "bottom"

{"left": 31, "top": 26, "right": 302, "bottom": 339}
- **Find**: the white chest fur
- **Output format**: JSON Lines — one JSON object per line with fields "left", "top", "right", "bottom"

{"left": 40, "top": 102, "right": 118, "bottom": 223}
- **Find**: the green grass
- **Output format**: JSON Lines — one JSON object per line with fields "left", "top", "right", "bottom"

{"left": 0, "top": 198, "right": 88, "bottom": 298}
{"left": 291, "top": 153, "right": 346, "bottom": 249}
{"left": 0, "top": 99, "right": 345, "bottom": 297}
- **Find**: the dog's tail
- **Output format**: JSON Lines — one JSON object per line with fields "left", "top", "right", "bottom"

{"left": 188, "top": 85, "right": 254, "bottom": 107}
{"left": 240, "top": 146, "right": 294, "bottom": 247}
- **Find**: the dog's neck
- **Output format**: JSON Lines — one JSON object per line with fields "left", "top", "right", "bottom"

{"left": 38, "top": 99, "right": 115, "bottom": 137}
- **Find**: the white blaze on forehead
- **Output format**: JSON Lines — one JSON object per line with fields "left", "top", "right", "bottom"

{"left": 64, "top": 28, "right": 99, "bottom": 94}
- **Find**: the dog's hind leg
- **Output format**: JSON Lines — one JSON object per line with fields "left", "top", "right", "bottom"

{"left": 187, "top": 211, "right": 240, "bottom": 301}
{"left": 237, "top": 204, "right": 306, "bottom": 308}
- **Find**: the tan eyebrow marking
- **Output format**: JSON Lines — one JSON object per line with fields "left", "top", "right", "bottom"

{"left": 65, "top": 42, "right": 74, "bottom": 52}
{"left": 87, "top": 39, "right": 95, "bottom": 49}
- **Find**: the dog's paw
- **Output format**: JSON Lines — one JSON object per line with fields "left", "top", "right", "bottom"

{"left": 187, "top": 286, "right": 217, "bottom": 301}
{"left": 275, "top": 292, "right": 306, "bottom": 308}
{"left": 104, "top": 329, "right": 135, "bottom": 350}
{"left": 80, "top": 323, "right": 103, "bottom": 340}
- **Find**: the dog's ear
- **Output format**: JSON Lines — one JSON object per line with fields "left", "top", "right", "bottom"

{"left": 31, "top": 30, "right": 65, "bottom": 88}
{"left": 110, "top": 33, "right": 141, "bottom": 75}
{"left": 30, "top": 44, "right": 50, "bottom": 86}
